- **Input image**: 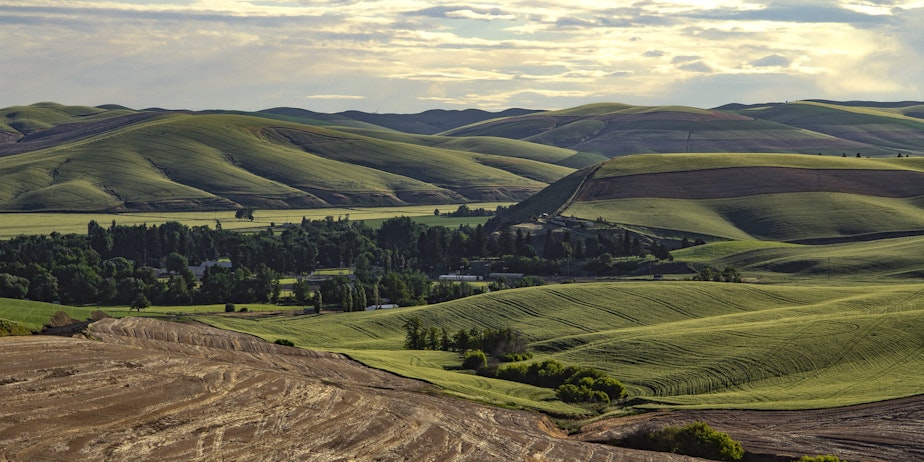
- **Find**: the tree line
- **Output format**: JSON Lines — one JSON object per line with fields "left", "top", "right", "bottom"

{"left": 0, "top": 213, "right": 687, "bottom": 307}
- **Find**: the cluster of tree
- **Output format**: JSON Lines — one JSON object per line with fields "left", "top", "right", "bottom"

{"left": 491, "top": 359, "right": 626, "bottom": 405}
{"left": 692, "top": 266, "right": 742, "bottom": 283}
{"left": 618, "top": 421, "right": 744, "bottom": 461}
{"left": 403, "top": 317, "right": 528, "bottom": 357}
{"left": 0, "top": 211, "right": 692, "bottom": 308}
{"left": 435, "top": 204, "right": 500, "bottom": 218}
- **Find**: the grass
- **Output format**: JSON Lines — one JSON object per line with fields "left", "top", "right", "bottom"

{"left": 0, "top": 202, "right": 513, "bottom": 238}
{"left": 592, "top": 153, "right": 924, "bottom": 179}
{"left": 0, "top": 299, "right": 96, "bottom": 331}
{"left": 197, "top": 281, "right": 924, "bottom": 413}
{"left": 566, "top": 192, "right": 924, "bottom": 241}
{"left": 565, "top": 193, "right": 924, "bottom": 241}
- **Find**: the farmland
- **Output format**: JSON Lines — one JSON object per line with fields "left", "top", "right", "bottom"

{"left": 0, "top": 202, "right": 510, "bottom": 238}
{"left": 199, "top": 281, "right": 924, "bottom": 412}
{"left": 3, "top": 99, "right": 924, "bottom": 461}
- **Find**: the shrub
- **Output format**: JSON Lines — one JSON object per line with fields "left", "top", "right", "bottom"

{"left": 462, "top": 349, "right": 488, "bottom": 370}
{"left": 619, "top": 421, "right": 743, "bottom": 461}
{"left": 224, "top": 303, "right": 235, "bottom": 313}
{"left": 274, "top": 338, "right": 295, "bottom": 347}
{"left": 556, "top": 383, "right": 609, "bottom": 404}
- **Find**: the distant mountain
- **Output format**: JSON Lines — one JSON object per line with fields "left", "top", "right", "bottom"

{"left": 334, "top": 108, "right": 540, "bottom": 135}
{"left": 443, "top": 101, "right": 924, "bottom": 158}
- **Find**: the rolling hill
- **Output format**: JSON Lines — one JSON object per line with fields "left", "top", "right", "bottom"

{"left": 493, "top": 153, "right": 924, "bottom": 242}
{"left": 442, "top": 101, "right": 924, "bottom": 158}
{"left": 4, "top": 100, "right": 924, "bottom": 212}
{"left": 0, "top": 103, "right": 574, "bottom": 212}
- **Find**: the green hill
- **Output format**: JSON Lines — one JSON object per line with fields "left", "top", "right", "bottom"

{"left": 0, "top": 104, "right": 574, "bottom": 212}
{"left": 442, "top": 101, "right": 924, "bottom": 158}
{"left": 496, "top": 153, "right": 924, "bottom": 241}
{"left": 200, "top": 281, "right": 924, "bottom": 412}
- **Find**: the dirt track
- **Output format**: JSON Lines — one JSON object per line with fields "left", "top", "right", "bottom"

{"left": 1, "top": 318, "right": 920, "bottom": 461}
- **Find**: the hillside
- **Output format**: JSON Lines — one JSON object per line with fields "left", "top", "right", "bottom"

{"left": 1, "top": 316, "right": 658, "bottom": 461}
{"left": 0, "top": 103, "right": 573, "bottom": 211}
{"left": 494, "top": 153, "right": 924, "bottom": 242}
{"left": 202, "top": 281, "right": 924, "bottom": 412}
{"left": 442, "top": 101, "right": 924, "bottom": 158}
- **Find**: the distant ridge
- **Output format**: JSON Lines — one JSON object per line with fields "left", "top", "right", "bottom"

{"left": 335, "top": 108, "right": 540, "bottom": 135}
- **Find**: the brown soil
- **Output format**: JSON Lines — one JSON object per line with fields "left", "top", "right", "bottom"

{"left": 0, "top": 318, "right": 697, "bottom": 461}
{"left": 578, "top": 397, "right": 924, "bottom": 462}
{"left": 2, "top": 317, "right": 918, "bottom": 461}
{"left": 577, "top": 167, "right": 924, "bottom": 201}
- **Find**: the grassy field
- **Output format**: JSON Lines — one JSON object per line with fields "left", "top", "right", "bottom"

{"left": 565, "top": 193, "right": 924, "bottom": 241}
{"left": 0, "top": 202, "right": 512, "bottom": 237}
{"left": 0, "top": 298, "right": 306, "bottom": 332}
{"left": 198, "top": 281, "right": 924, "bottom": 413}
{"left": 592, "top": 153, "right": 924, "bottom": 178}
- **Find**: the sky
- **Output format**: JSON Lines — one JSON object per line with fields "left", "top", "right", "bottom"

{"left": 1, "top": 0, "right": 923, "bottom": 113}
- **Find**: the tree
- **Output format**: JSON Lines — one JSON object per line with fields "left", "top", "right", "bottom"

{"left": 0, "top": 273, "right": 29, "bottom": 299}
{"left": 403, "top": 316, "right": 425, "bottom": 349}
{"left": 462, "top": 349, "right": 488, "bottom": 370}
{"left": 293, "top": 279, "right": 311, "bottom": 304}
{"left": 131, "top": 292, "right": 151, "bottom": 312}
{"left": 313, "top": 289, "right": 322, "bottom": 313}
{"left": 235, "top": 208, "right": 255, "bottom": 221}
{"left": 164, "top": 252, "right": 188, "bottom": 274}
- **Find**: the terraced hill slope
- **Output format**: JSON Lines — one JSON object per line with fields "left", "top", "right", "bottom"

{"left": 443, "top": 101, "right": 924, "bottom": 157}
{"left": 496, "top": 153, "right": 924, "bottom": 241}
{"left": 0, "top": 103, "right": 573, "bottom": 211}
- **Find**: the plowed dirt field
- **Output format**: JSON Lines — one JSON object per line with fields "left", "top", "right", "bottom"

{"left": 1, "top": 317, "right": 920, "bottom": 461}
{"left": 0, "top": 318, "right": 692, "bottom": 461}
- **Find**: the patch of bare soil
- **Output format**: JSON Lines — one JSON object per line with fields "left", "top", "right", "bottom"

{"left": 577, "top": 167, "right": 924, "bottom": 201}
{"left": 578, "top": 397, "right": 924, "bottom": 462}
{"left": 0, "top": 318, "right": 700, "bottom": 461}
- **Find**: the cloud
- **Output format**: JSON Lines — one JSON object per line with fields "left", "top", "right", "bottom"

{"left": 678, "top": 62, "right": 714, "bottom": 73}
{"left": 411, "top": 5, "right": 516, "bottom": 21}
{"left": 750, "top": 54, "right": 791, "bottom": 67}
{"left": 305, "top": 94, "right": 366, "bottom": 100}
{"left": 0, "top": 0, "right": 921, "bottom": 112}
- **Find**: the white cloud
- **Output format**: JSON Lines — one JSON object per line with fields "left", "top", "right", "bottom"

{"left": 0, "top": 0, "right": 921, "bottom": 112}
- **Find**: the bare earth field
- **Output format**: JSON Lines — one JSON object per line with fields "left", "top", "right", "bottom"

{"left": 1, "top": 317, "right": 920, "bottom": 461}
{"left": 0, "top": 318, "right": 690, "bottom": 462}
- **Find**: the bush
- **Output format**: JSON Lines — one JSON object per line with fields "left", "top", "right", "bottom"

{"left": 274, "top": 338, "right": 295, "bottom": 347}
{"left": 619, "top": 421, "right": 743, "bottom": 461}
{"left": 224, "top": 303, "right": 235, "bottom": 313}
{"left": 461, "top": 349, "right": 488, "bottom": 370}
